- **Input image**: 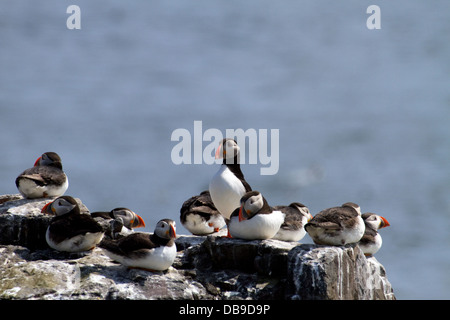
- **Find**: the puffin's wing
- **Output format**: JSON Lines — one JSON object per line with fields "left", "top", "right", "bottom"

{"left": 359, "top": 227, "right": 378, "bottom": 245}
{"left": 101, "top": 232, "right": 157, "bottom": 255}
{"left": 309, "top": 221, "right": 342, "bottom": 230}
{"left": 190, "top": 205, "right": 218, "bottom": 215}
{"left": 17, "top": 173, "right": 47, "bottom": 184}
{"left": 90, "top": 211, "right": 113, "bottom": 220}
{"left": 280, "top": 212, "right": 303, "bottom": 230}
{"left": 38, "top": 166, "right": 67, "bottom": 185}
{"left": 17, "top": 166, "right": 66, "bottom": 186}
{"left": 49, "top": 214, "right": 104, "bottom": 240}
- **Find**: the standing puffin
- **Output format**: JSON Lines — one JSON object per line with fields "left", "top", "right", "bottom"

{"left": 272, "top": 202, "right": 313, "bottom": 242}
{"left": 100, "top": 219, "right": 177, "bottom": 272}
{"left": 304, "top": 202, "right": 365, "bottom": 246}
{"left": 180, "top": 190, "right": 226, "bottom": 235}
{"left": 16, "top": 152, "right": 69, "bottom": 199}
{"left": 91, "top": 208, "right": 146, "bottom": 239}
{"left": 209, "top": 138, "right": 252, "bottom": 220}
{"left": 358, "top": 213, "right": 390, "bottom": 256}
{"left": 42, "top": 196, "right": 105, "bottom": 252}
{"left": 228, "top": 191, "right": 285, "bottom": 240}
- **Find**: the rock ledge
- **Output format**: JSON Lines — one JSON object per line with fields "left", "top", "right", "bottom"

{"left": 0, "top": 194, "right": 395, "bottom": 300}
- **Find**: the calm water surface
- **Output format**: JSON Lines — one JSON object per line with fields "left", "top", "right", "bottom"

{"left": 1, "top": 1, "right": 449, "bottom": 299}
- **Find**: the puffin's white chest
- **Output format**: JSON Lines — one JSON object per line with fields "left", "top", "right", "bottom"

{"left": 182, "top": 213, "right": 226, "bottom": 235}
{"left": 209, "top": 165, "right": 246, "bottom": 219}
{"left": 272, "top": 227, "right": 307, "bottom": 242}
{"left": 229, "top": 211, "right": 285, "bottom": 240}
{"left": 359, "top": 233, "right": 383, "bottom": 255}
{"left": 103, "top": 245, "right": 177, "bottom": 271}
{"left": 45, "top": 227, "right": 104, "bottom": 252}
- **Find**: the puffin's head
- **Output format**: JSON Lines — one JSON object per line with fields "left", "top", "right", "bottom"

{"left": 362, "top": 213, "right": 390, "bottom": 230}
{"left": 290, "top": 202, "right": 313, "bottom": 222}
{"left": 342, "top": 202, "right": 361, "bottom": 215}
{"left": 41, "top": 196, "right": 80, "bottom": 216}
{"left": 238, "top": 191, "right": 264, "bottom": 221}
{"left": 111, "top": 208, "right": 146, "bottom": 229}
{"left": 155, "top": 219, "right": 176, "bottom": 240}
{"left": 34, "top": 152, "right": 63, "bottom": 169}
{"left": 215, "top": 138, "right": 240, "bottom": 164}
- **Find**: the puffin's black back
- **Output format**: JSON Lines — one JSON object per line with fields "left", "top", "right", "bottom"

{"left": 49, "top": 213, "right": 105, "bottom": 244}
{"left": 15, "top": 165, "right": 66, "bottom": 187}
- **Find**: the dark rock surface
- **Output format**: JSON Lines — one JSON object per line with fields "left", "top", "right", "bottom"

{"left": 0, "top": 194, "right": 395, "bottom": 300}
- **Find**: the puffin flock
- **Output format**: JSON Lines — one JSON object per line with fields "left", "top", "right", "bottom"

{"left": 13, "top": 141, "right": 390, "bottom": 272}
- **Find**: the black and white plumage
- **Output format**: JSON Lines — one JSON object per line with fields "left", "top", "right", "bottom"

{"left": 228, "top": 191, "right": 284, "bottom": 240}
{"left": 42, "top": 196, "right": 105, "bottom": 252}
{"left": 100, "top": 219, "right": 177, "bottom": 272}
{"left": 209, "top": 139, "right": 252, "bottom": 220}
{"left": 304, "top": 202, "right": 365, "bottom": 246}
{"left": 91, "top": 208, "right": 146, "bottom": 239}
{"left": 16, "top": 152, "right": 69, "bottom": 199}
{"left": 180, "top": 190, "right": 226, "bottom": 235}
{"left": 358, "top": 213, "right": 390, "bottom": 256}
{"left": 272, "top": 202, "right": 313, "bottom": 242}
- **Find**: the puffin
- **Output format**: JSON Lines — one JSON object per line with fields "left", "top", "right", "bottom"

{"left": 90, "top": 208, "right": 146, "bottom": 239}
{"left": 209, "top": 138, "right": 252, "bottom": 220}
{"left": 228, "top": 191, "right": 285, "bottom": 240}
{"left": 304, "top": 202, "right": 365, "bottom": 246}
{"left": 16, "top": 152, "right": 69, "bottom": 199}
{"left": 180, "top": 190, "right": 226, "bottom": 235}
{"left": 358, "top": 213, "right": 390, "bottom": 256}
{"left": 42, "top": 196, "right": 105, "bottom": 252}
{"left": 272, "top": 202, "right": 313, "bottom": 242}
{"left": 100, "top": 219, "right": 177, "bottom": 272}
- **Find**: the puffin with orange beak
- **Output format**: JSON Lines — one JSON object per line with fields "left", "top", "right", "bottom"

{"left": 209, "top": 138, "right": 252, "bottom": 221}
{"left": 180, "top": 190, "right": 226, "bottom": 235}
{"left": 228, "top": 191, "right": 285, "bottom": 240}
{"left": 42, "top": 196, "right": 105, "bottom": 252}
{"left": 16, "top": 152, "right": 68, "bottom": 199}
{"left": 358, "top": 213, "right": 390, "bottom": 256}
{"left": 99, "top": 219, "right": 177, "bottom": 272}
{"left": 304, "top": 202, "right": 366, "bottom": 246}
{"left": 91, "top": 207, "right": 146, "bottom": 239}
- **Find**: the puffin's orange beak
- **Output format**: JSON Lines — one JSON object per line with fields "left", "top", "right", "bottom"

{"left": 169, "top": 224, "right": 176, "bottom": 238}
{"left": 34, "top": 156, "right": 42, "bottom": 167}
{"left": 238, "top": 204, "right": 246, "bottom": 222}
{"left": 215, "top": 144, "right": 223, "bottom": 159}
{"left": 380, "top": 216, "right": 390, "bottom": 228}
{"left": 41, "top": 202, "right": 53, "bottom": 214}
{"left": 133, "top": 214, "right": 146, "bottom": 228}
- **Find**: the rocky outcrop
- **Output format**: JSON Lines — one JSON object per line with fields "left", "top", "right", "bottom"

{"left": 0, "top": 194, "right": 88, "bottom": 250}
{"left": 0, "top": 194, "right": 395, "bottom": 300}
{"left": 287, "top": 244, "right": 395, "bottom": 300}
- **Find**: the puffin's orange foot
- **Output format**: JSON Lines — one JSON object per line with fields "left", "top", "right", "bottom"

{"left": 221, "top": 229, "right": 232, "bottom": 238}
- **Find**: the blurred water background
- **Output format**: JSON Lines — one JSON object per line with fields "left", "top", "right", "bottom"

{"left": 1, "top": 0, "right": 449, "bottom": 299}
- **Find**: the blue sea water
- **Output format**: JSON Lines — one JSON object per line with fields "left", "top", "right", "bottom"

{"left": 1, "top": 0, "right": 449, "bottom": 299}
